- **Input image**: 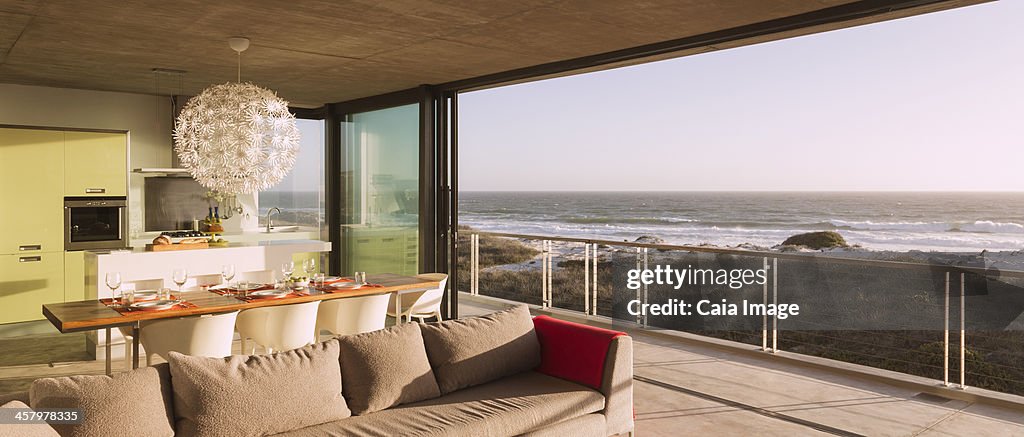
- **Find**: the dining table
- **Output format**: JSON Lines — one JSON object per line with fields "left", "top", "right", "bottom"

{"left": 42, "top": 273, "right": 443, "bottom": 374}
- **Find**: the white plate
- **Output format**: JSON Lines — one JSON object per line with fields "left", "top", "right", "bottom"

{"left": 131, "top": 290, "right": 159, "bottom": 301}
{"left": 330, "top": 283, "right": 362, "bottom": 290}
{"left": 248, "top": 289, "right": 291, "bottom": 299}
{"left": 130, "top": 300, "right": 181, "bottom": 311}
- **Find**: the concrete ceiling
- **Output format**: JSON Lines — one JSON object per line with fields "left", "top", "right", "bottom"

{"left": 0, "top": 0, "right": 957, "bottom": 106}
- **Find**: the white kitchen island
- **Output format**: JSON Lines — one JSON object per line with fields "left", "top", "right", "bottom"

{"left": 82, "top": 239, "right": 331, "bottom": 360}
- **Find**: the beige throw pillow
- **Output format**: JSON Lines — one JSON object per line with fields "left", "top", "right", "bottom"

{"left": 167, "top": 339, "right": 350, "bottom": 437}
{"left": 337, "top": 322, "right": 441, "bottom": 415}
{"left": 0, "top": 400, "right": 60, "bottom": 437}
{"left": 420, "top": 304, "right": 541, "bottom": 394}
{"left": 29, "top": 364, "right": 174, "bottom": 437}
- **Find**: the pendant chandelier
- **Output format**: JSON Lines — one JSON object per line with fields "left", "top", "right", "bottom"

{"left": 174, "top": 37, "right": 300, "bottom": 195}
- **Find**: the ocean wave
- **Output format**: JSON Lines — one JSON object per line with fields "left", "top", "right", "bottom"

{"left": 563, "top": 217, "right": 695, "bottom": 225}
{"left": 829, "top": 219, "right": 1024, "bottom": 234}
{"left": 960, "top": 220, "right": 1024, "bottom": 234}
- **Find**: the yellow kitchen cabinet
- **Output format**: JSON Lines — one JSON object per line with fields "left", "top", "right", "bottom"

{"left": 64, "top": 250, "right": 86, "bottom": 302}
{"left": 64, "top": 131, "right": 127, "bottom": 197}
{"left": 0, "top": 128, "right": 65, "bottom": 254}
{"left": 0, "top": 252, "right": 64, "bottom": 324}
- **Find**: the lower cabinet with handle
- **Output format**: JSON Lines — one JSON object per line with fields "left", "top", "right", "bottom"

{"left": 0, "top": 252, "right": 65, "bottom": 324}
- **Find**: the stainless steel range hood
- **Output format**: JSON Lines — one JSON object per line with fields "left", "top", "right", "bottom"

{"left": 135, "top": 91, "right": 191, "bottom": 176}
{"left": 132, "top": 167, "right": 190, "bottom": 175}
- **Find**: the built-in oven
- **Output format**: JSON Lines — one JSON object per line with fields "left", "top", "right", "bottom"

{"left": 64, "top": 197, "right": 128, "bottom": 251}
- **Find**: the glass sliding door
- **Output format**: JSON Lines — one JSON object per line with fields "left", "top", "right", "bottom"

{"left": 339, "top": 104, "right": 420, "bottom": 275}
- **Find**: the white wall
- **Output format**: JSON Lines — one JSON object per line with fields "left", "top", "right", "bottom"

{"left": 0, "top": 84, "right": 257, "bottom": 236}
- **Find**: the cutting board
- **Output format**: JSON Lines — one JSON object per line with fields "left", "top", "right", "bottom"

{"left": 145, "top": 242, "right": 210, "bottom": 251}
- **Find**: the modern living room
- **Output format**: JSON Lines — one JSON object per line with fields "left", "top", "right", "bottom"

{"left": 3, "top": 1, "right": 1024, "bottom": 436}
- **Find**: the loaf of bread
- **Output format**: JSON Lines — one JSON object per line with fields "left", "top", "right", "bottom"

{"left": 153, "top": 235, "right": 171, "bottom": 245}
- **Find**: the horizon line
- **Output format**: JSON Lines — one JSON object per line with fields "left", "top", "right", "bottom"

{"left": 458, "top": 189, "right": 1024, "bottom": 193}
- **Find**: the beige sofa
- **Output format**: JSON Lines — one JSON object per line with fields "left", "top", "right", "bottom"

{"left": 0, "top": 305, "right": 633, "bottom": 437}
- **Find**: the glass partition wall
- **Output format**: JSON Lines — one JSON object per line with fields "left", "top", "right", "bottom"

{"left": 338, "top": 104, "right": 420, "bottom": 276}
{"left": 326, "top": 87, "right": 452, "bottom": 317}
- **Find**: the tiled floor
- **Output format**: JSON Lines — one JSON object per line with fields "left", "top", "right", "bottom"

{"left": 1, "top": 302, "right": 1023, "bottom": 436}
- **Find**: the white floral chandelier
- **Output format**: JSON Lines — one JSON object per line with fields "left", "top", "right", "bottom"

{"left": 173, "top": 38, "right": 300, "bottom": 195}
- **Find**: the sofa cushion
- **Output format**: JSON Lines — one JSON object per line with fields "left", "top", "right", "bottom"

{"left": 533, "top": 315, "right": 626, "bottom": 390}
{"left": 0, "top": 400, "right": 60, "bottom": 437}
{"left": 167, "top": 339, "right": 350, "bottom": 437}
{"left": 272, "top": 371, "right": 605, "bottom": 437}
{"left": 337, "top": 322, "right": 440, "bottom": 415}
{"left": 420, "top": 305, "right": 540, "bottom": 394}
{"left": 29, "top": 364, "right": 174, "bottom": 437}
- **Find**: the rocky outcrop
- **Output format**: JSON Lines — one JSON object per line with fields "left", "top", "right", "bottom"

{"left": 780, "top": 231, "right": 848, "bottom": 250}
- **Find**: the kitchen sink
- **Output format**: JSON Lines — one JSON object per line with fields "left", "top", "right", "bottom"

{"left": 263, "top": 226, "right": 300, "bottom": 233}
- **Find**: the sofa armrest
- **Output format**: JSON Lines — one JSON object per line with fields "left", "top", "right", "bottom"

{"left": 601, "top": 335, "right": 634, "bottom": 436}
{"left": 532, "top": 316, "right": 634, "bottom": 435}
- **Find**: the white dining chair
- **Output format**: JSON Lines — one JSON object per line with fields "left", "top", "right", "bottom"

{"left": 237, "top": 270, "right": 276, "bottom": 284}
{"left": 235, "top": 301, "right": 320, "bottom": 354}
{"left": 118, "top": 278, "right": 165, "bottom": 370}
{"left": 387, "top": 273, "right": 448, "bottom": 323}
{"left": 315, "top": 294, "right": 390, "bottom": 339}
{"left": 138, "top": 311, "right": 239, "bottom": 366}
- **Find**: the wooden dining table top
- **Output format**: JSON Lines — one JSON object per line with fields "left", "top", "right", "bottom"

{"left": 42, "top": 273, "right": 441, "bottom": 333}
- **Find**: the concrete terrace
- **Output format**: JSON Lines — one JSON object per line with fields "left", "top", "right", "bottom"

{"left": 459, "top": 297, "right": 1024, "bottom": 437}
{"left": 0, "top": 297, "right": 1021, "bottom": 436}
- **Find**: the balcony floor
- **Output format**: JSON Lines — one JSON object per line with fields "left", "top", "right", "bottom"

{"left": 0, "top": 300, "right": 1022, "bottom": 436}
{"left": 460, "top": 299, "right": 1024, "bottom": 437}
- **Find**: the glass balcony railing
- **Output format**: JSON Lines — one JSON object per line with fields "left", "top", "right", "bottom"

{"left": 457, "top": 230, "right": 1024, "bottom": 397}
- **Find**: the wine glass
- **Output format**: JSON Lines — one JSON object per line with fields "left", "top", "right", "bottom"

{"left": 105, "top": 272, "right": 122, "bottom": 306}
{"left": 303, "top": 258, "right": 316, "bottom": 276}
{"left": 172, "top": 268, "right": 189, "bottom": 293}
{"left": 281, "top": 261, "right": 295, "bottom": 281}
{"left": 221, "top": 264, "right": 236, "bottom": 288}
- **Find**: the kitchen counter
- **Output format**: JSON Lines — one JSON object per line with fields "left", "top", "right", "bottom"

{"left": 111, "top": 238, "right": 327, "bottom": 255}
{"left": 129, "top": 228, "right": 321, "bottom": 248}
{"left": 87, "top": 240, "right": 330, "bottom": 292}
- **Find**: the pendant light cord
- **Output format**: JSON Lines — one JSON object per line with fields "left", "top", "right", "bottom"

{"left": 237, "top": 52, "right": 241, "bottom": 82}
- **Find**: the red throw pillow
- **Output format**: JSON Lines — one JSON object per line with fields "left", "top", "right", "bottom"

{"left": 532, "top": 315, "right": 626, "bottom": 389}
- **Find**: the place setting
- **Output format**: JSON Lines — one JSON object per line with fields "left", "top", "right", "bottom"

{"left": 313, "top": 272, "right": 385, "bottom": 294}
{"left": 209, "top": 262, "right": 313, "bottom": 302}
{"left": 100, "top": 272, "right": 196, "bottom": 314}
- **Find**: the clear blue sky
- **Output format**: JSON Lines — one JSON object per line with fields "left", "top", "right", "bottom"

{"left": 458, "top": 1, "right": 1024, "bottom": 192}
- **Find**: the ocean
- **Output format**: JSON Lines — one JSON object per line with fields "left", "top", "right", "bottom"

{"left": 458, "top": 191, "right": 1024, "bottom": 252}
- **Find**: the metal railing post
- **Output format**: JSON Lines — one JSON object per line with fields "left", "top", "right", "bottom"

{"left": 584, "top": 243, "right": 590, "bottom": 315}
{"left": 541, "top": 240, "right": 548, "bottom": 308}
{"left": 548, "top": 240, "right": 553, "bottom": 308}
{"left": 471, "top": 234, "right": 479, "bottom": 295}
{"left": 960, "top": 272, "right": 966, "bottom": 390}
{"left": 772, "top": 257, "right": 778, "bottom": 353}
{"left": 762, "top": 257, "right": 769, "bottom": 352}
{"left": 643, "top": 247, "right": 649, "bottom": 328}
{"left": 944, "top": 271, "right": 950, "bottom": 387}
{"left": 592, "top": 244, "right": 598, "bottom": 316}
{"left": 636, "top": 248, "right": 642, "bottom": 325}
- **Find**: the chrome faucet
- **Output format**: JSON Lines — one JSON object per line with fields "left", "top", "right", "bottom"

{"left": 266, "top": 207, "right": 282, "bottom": 232}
